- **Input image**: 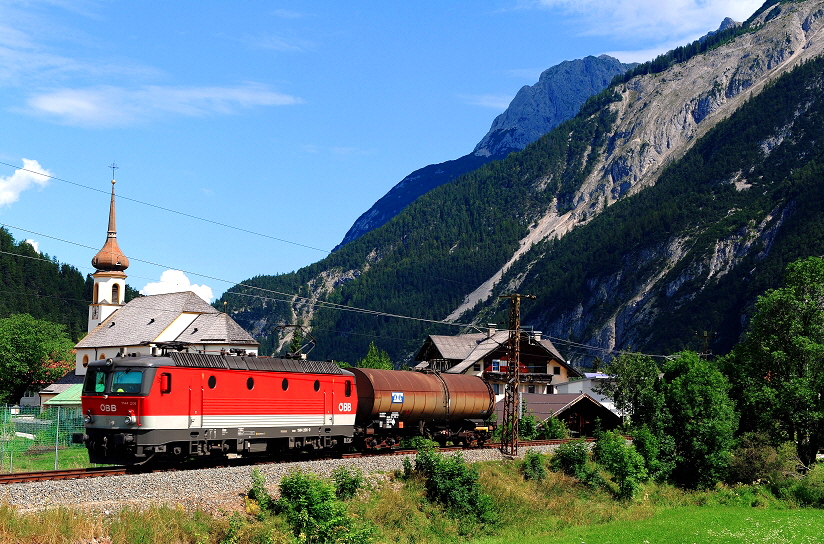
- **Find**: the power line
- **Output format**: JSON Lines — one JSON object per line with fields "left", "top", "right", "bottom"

{"left": 0, "top": 160, "right": 330, "bottom": 254}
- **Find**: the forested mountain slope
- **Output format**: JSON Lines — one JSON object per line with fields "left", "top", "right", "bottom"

{"left": 222, "top": 0, "right": 824, "bottom": 365}
{"left": 0, "top": 228, "right": 90, "bottom": 340}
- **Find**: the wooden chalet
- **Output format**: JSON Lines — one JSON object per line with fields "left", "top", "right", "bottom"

{"left": 414, "top": 327, "right": 581, "bottom": 395}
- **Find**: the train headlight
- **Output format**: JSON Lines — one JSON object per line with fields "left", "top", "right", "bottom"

{"left": 124, "top": 415, "right": 136, "bottom": 425}
{"left": 84, "top": 415, "right": 92, "bottom": 424}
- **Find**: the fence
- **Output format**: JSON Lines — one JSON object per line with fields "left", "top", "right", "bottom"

{"left": 1, "top": 404, "right": 89, "bottom": 472}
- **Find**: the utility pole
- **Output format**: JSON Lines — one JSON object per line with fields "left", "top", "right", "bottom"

{"left": 695, "top": 330, "right": 717, "bottom": 360}
{"left": 499, "top": 293, "right": 535, "bottom": 456}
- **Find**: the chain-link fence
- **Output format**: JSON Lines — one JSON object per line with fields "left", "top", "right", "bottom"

{"left": 1, "top": 405, "right": 90, "bottom": 472}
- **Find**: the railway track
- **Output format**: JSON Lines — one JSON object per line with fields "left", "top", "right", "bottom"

{"left": 0, "top": 466, "right": 130, "bottom": 485}
{"left": 0, "top": 439, "right": 580, "bottom": 485}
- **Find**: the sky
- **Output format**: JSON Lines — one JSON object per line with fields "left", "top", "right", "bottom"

{"left": 0, "top": 0, "right": 764, "bottom": 302}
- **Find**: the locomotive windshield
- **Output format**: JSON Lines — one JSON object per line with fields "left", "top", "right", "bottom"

{"left": 83, "top": 367, "right": 147, "bottom": 395}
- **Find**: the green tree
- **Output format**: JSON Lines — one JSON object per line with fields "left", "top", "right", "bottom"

{"left": 595, "top": 351, "right": 665, "bottom": 429}
{"left": 723, "top": 256, "right": 824, "bottom": 468}
{"left": 356, "top": 340, "right": 393, "bottom": 369}
{"left": 663, "top": 350, "right": 737, "bottom": 489}
{"left": 0, "top": 314, "right": 75, "bottom": 404}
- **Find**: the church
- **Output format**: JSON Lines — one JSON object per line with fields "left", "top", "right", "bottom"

{"left": 74, "top": 176, "right": 259, "bottom": 375}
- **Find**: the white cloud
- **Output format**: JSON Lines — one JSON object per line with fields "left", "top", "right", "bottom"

{"left": 23, "top": 239, "right": 39, "bottom": 253}
{"left": 0, "top": 158, "right": 51, "bottom": 207}
{"left": 536, "top": 0, "right": 764, "bottom": 43}
{"left": 140, "top": 270, "right": 214, "bottom": 303}
{"left": 24, "top": 84, "right": 303, "bottom": 126}
{"left": 461, "top": 93, "right": 513, "bottom": 110}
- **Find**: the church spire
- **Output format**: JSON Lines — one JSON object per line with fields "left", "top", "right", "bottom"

{"left": 91, "top": 174, "right": 130, "bottom": 272}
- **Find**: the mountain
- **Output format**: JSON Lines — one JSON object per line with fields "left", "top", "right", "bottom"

{"left": 335, "top": 55, "right": 635, "bottom": 250}
{"left": 222, "top": 0, "right": 824, "bottom": 365}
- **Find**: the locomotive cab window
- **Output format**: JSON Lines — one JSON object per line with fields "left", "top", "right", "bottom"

{"left": 112, "top": 369, "right": 143, "bottom": 394}
{"left": 83, "top": 369, "right": 108, "bottom": 394}
{"left": 345, "top": 380, "right": 352, "bottom": 397}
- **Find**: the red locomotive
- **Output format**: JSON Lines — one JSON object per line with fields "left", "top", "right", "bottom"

{"left": 73, "top": 352, "right": 495, "bottom": 465}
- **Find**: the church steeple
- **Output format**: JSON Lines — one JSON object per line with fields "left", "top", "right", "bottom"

{"left": 88, "top": 169, "right": 129, "bottom": 336}
{"left": 91, "top": 179, "right": 130, "bottom": 272}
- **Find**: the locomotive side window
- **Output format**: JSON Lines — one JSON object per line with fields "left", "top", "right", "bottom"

{"left": 313, "top": 380, "right": 320, "bottom": 392}
{"left": 208, "top": 376, "right": 217, "bottom": 389}
{"left": 84, "top": 369, "right": 107, "bottom": 394}
{"left": 345, "top": 380, "right": 351, "bottom": 397}
{"left": 247, "top": 377, "right": 255, "bottom": 390}
{"left": 281, "top": 378, "right": 289, "bottom": 391}
{"left": 112, "top": 369, "right": 143, "bottom": 394}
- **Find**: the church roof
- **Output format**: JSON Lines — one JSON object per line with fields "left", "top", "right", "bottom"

{"left": 76, "top": 291, "right": 257, "bottom": 349}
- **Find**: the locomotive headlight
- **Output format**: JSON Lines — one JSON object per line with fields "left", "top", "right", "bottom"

{"left": 84, "top": 415, "right": 92, "bottom": 424}
{"left": 124, "top": 415, "right": 136, "bottom": 425}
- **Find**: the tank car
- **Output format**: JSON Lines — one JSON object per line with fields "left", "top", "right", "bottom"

{"left": 348, "top": 367, "right": 495, "bottom": 448}
{"left": 73, "top": 352, "right": 356, "bottom": 465}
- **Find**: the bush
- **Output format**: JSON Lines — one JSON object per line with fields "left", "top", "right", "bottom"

{"left": 632, "top": 425, "right": 675, "bottom": 483}
{"left": 540, "top": 417, "right": 569, "bottom": 439}
{"left": 521, "top": 449, "right": 546, "bottom": 482}
{"left": 413, "top": 449, "right": 495, "bottom": 524}
{"left": 550, "top": 439, "right": 591, "bottom": 480}
{"left": 788, "top": 463, "right": 824, "bottom": 507}
{"left": 402, "top": 436, "right": 438, "bottom": 452}
{"left": 594, "top": 431, "right": 648, "bottom": 500}
{"left": 249, "top": 469, "right": 375, "bottom": 543}
{"left": 728, "top": 433, "right": 800, "bottom": 486}
{"left": 248, "top": 469, "right": 273, "bottom": 516}
{"left": 332, "top": 465, "right": 364, "bottom": 500}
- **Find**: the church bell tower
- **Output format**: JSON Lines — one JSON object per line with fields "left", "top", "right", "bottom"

{"left": 88, "top": 170, "right": 129, "bottom": 332}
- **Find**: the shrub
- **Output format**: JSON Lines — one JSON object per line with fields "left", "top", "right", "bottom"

{"left": 594, "top": 431, "right": 648, "bottom": 500}
{"left": 519, "top": 412, "right": 541, "bottom": 440}
{"left": 413, "top": 449, "right": 495, "bottom": 524}
{"left": 728, "top": 433, "right": 800, "bottom": 486}
{"left": 631, "top": 425, "right": 675, "bottom": 483}
{"left": 521, "top": 449, "right": 546, "bottom": 482}
{"left": 332, "top": 465, "right": 364, "bottom": 500}
{"left": 788, "top": 463, "right": 824, "bottom": 507}
{"left": 550, "top": 439, "right": 591, "bottom": 480}
{"left": 248, "top": 469, "right": 273, "bottom": 516}
{"left": 540, "top": 417, "right": 569, "bottom": 439}
{"left": 401, "top": 436, "right": 438, "bottom": 451}
{"left": 249, "top": 469, "right": 375, "bottom": 543}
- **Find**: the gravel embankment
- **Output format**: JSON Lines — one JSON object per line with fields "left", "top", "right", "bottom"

{"left": 0, "top": 445, "right": 560, "bottom": 514}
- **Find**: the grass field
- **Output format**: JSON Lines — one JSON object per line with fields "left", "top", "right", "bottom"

{"left": 0, "top": 445, "right": 93, "bottom": 472}
{"left": 476, "top": 506, "right": 822, "bottom": 544}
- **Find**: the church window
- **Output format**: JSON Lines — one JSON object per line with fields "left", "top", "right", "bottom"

{"left": 112, "top": 284, "right": 120, "bottom": 304}
{"left": 82, "top": 354, "right": 90, "bottom": 367}
{"left": 93, "top": 284, "right": 99, "bottom": 304}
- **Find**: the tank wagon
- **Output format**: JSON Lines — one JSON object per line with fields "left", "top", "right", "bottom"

{"left": 74, "top": 353, "right": 495, "bottom": 465}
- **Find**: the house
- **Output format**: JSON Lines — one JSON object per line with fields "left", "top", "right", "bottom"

{"left": 414, "top": 327, "right": 581, "bottom": 396}
{"left": 494, "top": 392, "right": 620, "bottom": 437}
{"left": 73, "top": 176, "right": 258, "bottom": 376}
{"left": 43, "top": 383, "right": 83, "bottom": 416}
{"left": 553, "top": 372, "right": 620, "bottom": 416}
{"left": 37, "top": 371, "right": 84, "bottom": 409}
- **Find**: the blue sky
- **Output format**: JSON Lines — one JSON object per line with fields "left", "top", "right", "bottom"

{"left": 0, "top": 0, "right": 764, "bottom": 301}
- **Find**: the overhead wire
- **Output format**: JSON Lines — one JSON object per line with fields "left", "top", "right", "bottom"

{"left": 0, "top": 162, "right": 674, "bottom": 361}
{"left": 0, "top": 160, "right": 329, "bottom": 254}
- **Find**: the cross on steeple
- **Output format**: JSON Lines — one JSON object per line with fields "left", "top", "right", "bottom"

{"left": 109, "top": 162, "right": 118, "bottom": 180}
